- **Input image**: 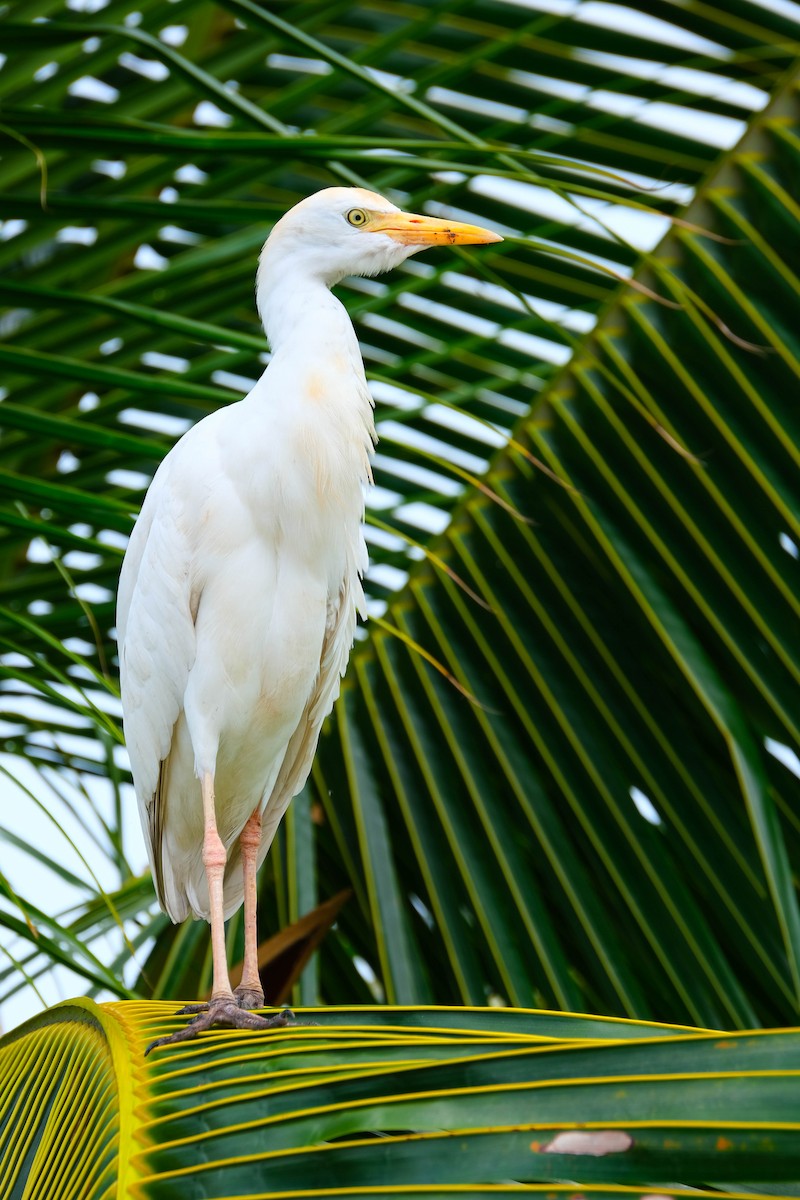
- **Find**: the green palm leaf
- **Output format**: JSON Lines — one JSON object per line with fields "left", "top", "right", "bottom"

{"left": 2, "top": 1001, "right": 799, "bottom": 1197}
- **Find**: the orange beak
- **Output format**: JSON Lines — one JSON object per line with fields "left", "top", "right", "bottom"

{"left": 370, "top": 210, "right": 503, "bottom": 246}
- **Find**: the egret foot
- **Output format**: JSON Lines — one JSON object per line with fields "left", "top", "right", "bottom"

{"left": 146, "top": 999, "right": 294, "bottom": 1054}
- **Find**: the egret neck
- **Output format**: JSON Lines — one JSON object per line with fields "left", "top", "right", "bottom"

{"left": 255, "top": 240, "right": 376, "bottom": 486}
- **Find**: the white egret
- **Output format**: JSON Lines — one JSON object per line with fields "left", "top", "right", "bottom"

{"left": 117, "top": 187, "right": 501, "bottom": 1049}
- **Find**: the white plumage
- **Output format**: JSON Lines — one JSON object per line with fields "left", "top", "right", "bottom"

{"left": 118, "top": 186, "right": 501, "bottom": 1048}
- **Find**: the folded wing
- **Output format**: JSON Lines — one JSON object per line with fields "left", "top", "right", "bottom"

{"left": 117, "top": 466, "right": 197, "bottom": 908}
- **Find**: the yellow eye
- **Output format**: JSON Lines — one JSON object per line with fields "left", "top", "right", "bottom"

{"left": 346, "top": 208, "right": 369, "bottom": 227}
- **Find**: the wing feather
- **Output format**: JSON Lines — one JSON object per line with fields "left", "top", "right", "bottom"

{"left": 220, "top": 565, "right": 363, "bottom": 910}
{"left": 117, "top": 465, "right": 197, "bottom": 909}
{"left": 267, "top": 570, "right": 360, "bottom": 835}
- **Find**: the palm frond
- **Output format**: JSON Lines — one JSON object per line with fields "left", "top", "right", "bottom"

{"left": 2, "top": 1001, "right": 799, "bottom": 1197}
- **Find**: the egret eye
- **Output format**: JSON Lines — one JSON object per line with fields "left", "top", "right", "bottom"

{"left": 346, "top": 208, "right": 369, "bottom": 227}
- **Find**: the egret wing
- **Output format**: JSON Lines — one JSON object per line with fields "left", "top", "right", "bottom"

{"left": 275, "top": 573, "right": 359, "bottom": 822}
{"left": 117, "top": 466, "right": 197, "bottom": 888}
{"left": 266, "top": 570, "right": 361, "bottom": 854}
{"left": 215, "top": 567, "right": 362, "bottom": 916}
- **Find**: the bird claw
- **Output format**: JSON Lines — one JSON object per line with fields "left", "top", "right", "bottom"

{"left": 146, "top": 1000, "right": 295, "bottom": 1054}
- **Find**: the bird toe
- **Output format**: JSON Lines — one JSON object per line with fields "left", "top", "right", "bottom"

{"left": 145, "top": 999, "right": 294, "bottom": 1054}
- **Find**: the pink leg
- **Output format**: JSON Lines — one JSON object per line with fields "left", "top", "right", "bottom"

{"left": 235, "top": 806, "right": 265, "bottom": 1009}
{"left": 201, "top": 771, "right": 234, "bottom": 1001}
{"left": 146, "top": 781, "right": 292, "bottom": 1053}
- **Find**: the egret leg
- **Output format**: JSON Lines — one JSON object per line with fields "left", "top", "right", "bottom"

{"left": 202, "top": 770, "right": 236, "bottom": 1002}
{"left": 146, "top": 776, "right": 292, "bottom": 1054}
{"left": 234, "top": 806, "right": 265, "bottom": 1010}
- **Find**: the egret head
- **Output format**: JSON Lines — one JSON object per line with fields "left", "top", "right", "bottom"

{"left": 261, "top": 186, "right": 502, "bottom": 286}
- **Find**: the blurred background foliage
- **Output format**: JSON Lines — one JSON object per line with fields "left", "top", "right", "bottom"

{"left": 0, "top": 0, "right": 799, "bottom": 1032}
